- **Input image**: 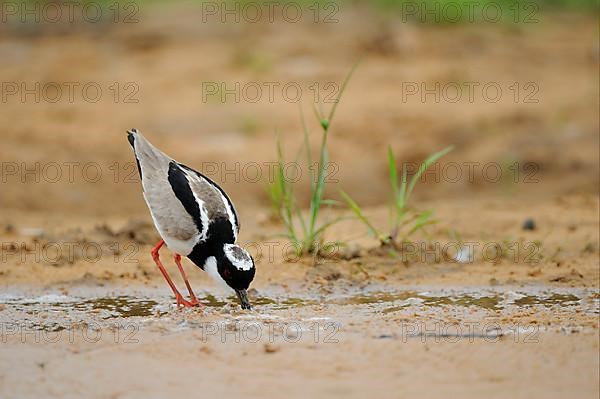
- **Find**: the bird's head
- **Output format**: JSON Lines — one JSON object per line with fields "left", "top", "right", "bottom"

{"left": 219, "top": 243, "right": 255, "bottom": 310}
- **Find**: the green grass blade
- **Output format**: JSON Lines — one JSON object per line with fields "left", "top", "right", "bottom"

{"left": 340, "top": 190, "right": 383, "bottom": 240}
{"left": 294, "top": 203, "right": 308, "bottom": 239}
{"left": 312, "top": 102, "right": 323, "bottom": 123}
{"left": 308, "top": 145, "right": 329, "bottom": 236}
{"left": 312, "top": 215, "right": 353, "bottom": 238}
{"left": 320, "top": 199, "right": 343, "bottom": 207}
{"left": 299, "top": 104, "right": 315, "bottom": 193}
{"left": 405, "top": 212, "right": 438, "bottom": 238}
{"left": 275, "top": 132, "right": 298, "bottom": 241}
{"left": 396, "top": 161, "right": 408, "bottom": 226}
{"left": 388, "top": 146, "right": 405, "bottom": 226}
{"left": 327, "top": 60, "right": 360, "bottom": 124}
{"left": 405, "top": 145, "right": 454, "bottom": 203}
{"left": 387, "top": 146, "right": 399, "bottom": 199}
{"left": 265, "top": 171, "right": 283, "bottom": 214}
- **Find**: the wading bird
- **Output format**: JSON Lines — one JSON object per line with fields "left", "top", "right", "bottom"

{"left": 127, "top": 129, "right": 255, "bottom": 309}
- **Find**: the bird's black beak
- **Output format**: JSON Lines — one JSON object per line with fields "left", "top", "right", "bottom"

{"left": 235, "top": 289, "right": 252, "bottom": 310}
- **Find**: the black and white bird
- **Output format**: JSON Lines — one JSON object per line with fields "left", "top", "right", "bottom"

{"left": 127, "top": 128, "right": 255, "bottom": 309}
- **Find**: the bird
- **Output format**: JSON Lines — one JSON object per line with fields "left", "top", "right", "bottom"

{"left": 126, "top": 128, "right": 255, "bottom": 309}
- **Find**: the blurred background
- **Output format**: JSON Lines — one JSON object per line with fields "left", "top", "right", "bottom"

{"left": 0, "top": 0, "right": 598, "bottom": 222}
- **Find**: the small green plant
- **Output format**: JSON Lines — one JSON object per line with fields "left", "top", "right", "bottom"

{"left": 342, "top": 145, "right": 454, "bottom": 247}
{"left": 266, "top": 63, "right": 358, "bottom": 255}
{"left": 265, "top": 156, "right": 286, "bottom": 220}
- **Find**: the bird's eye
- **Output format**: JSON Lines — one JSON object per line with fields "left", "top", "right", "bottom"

{"left": 223, "top": 269, "right": 231, "bottom": 279}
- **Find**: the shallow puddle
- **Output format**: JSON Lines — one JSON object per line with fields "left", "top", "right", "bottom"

{"left": 78, "top": 296, "right": 160, "bottom": 318}
{"left": 331, "top": 289, "right": 595, "bottom": 314}
{"left": 335, "top": 291, "right": 504, "bottom": 311}
{"left": 0, "top": 288, "right": 597, "bottom": 332}
{"left": 512, "top": 293, "right": 581, "bottom": 307}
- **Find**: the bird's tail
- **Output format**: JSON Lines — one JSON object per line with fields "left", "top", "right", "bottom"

{"left": 126, "top": 128, "right": 137, "bottom": 149}
{"left": 126, "top": 128, "right": 171, "bottom": 178}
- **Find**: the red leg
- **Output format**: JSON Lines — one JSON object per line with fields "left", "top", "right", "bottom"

{"left": 174, "top": 254, "right": 203, "bottom": 308}
{"left": 151, "top": 240, "right": 194, "bottom": 308}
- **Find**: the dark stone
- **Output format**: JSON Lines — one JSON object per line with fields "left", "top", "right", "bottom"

{"left": 522, "top": 218, "right": 536, "bottom": 231}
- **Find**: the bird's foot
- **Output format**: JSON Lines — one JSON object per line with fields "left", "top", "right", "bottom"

{"left": 188, "top": 297, "right": 205, "bottom": 309}
{"left": 176, "top": 294, "right": 197, "bottom": 308}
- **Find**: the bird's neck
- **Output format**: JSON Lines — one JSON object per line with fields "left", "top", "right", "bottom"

{"left": 187, "top": 240, "right": 223, "bottom": 270}
{"left": 188, "top": 217, "right": 235, "bottom": 269}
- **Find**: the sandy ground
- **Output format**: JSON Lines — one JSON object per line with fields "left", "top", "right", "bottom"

{"left": 0, "top": 195, "right": 598, "bottom": 399}
{"left": 1, "top": 295, "right": 598, "bottom": 399}
{"left": 0, "top": 3, "right": 599, "bottom": 399}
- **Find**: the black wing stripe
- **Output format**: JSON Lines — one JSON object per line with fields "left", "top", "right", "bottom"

{"left": 178, "top": 163, "right": 240, "bottom": 232}
{"left": 167, "top": 162, "right": 203, "bottom": 233}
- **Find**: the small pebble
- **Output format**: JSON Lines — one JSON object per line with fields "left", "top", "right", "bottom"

{"left": 522, "top": 218, "right": 536, "bottom": 231}
{"left": 199, "top": 346, "right": 213, "bottom": 355}
{"left": 527, "top": 268, "right": 542, "bottom": 277}
{"left": 264, "top": 344, "right": 280, "bottom": 353}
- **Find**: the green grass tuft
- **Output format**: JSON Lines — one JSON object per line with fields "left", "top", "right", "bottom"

{"left": 265, "top": 63, "right": 359, "bottom": 256}
{"left": 342, "top": 145, "right": 454, "bottom": 247}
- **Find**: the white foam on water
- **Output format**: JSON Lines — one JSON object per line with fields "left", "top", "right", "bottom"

{"left": 400, "top": 297, "right": 425, "bottom": 306}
